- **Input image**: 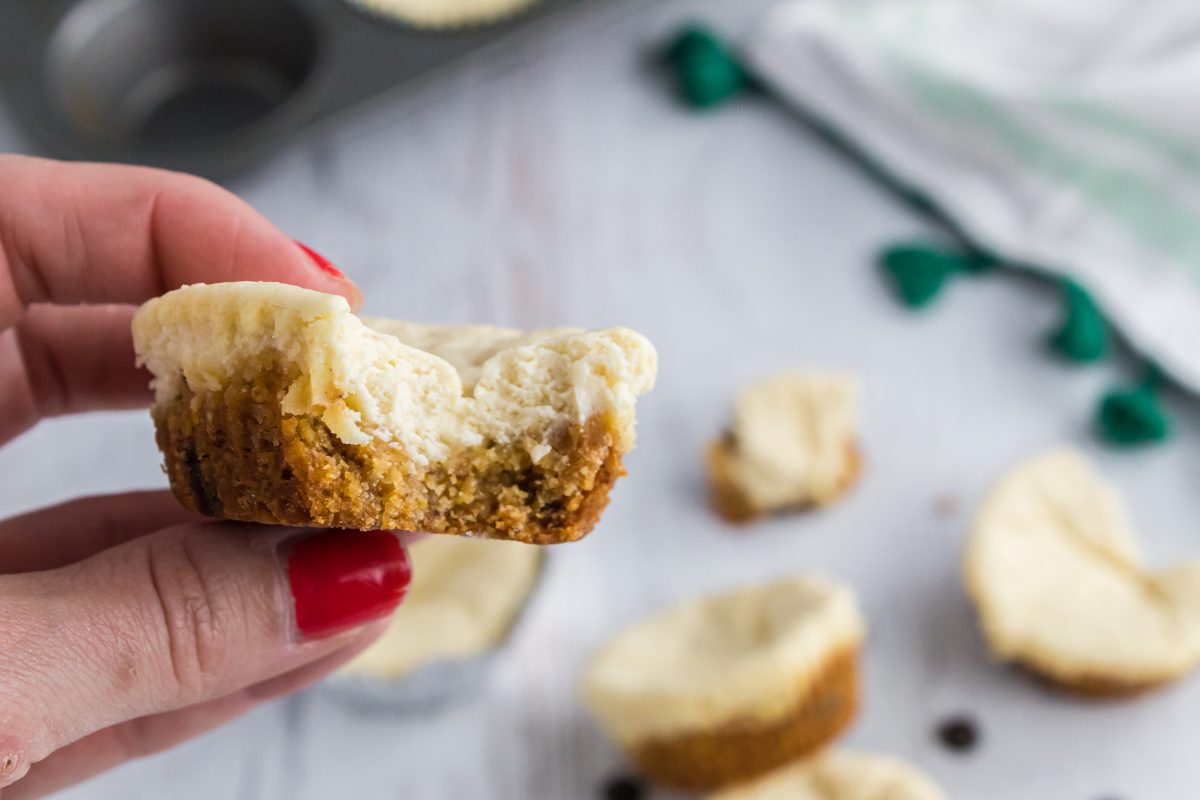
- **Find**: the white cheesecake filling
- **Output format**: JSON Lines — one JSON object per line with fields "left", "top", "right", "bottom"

{"left": 132, "top": 282, "right": 657, "bottom": 467}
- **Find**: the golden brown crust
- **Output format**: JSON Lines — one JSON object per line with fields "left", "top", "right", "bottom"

{"left": 627, "top": 647, "right": 860, "bottom": 792}
{"left": 153, "top": 374, "right": 625, "bottom": 544}
{"left": 707, "top": 442, "right": 863, "bottom": 523}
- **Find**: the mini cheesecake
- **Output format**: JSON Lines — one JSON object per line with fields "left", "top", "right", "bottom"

{"left": 965, "top": 448, "right": 1200, "bottom": 695}
{"left": 707, "top": 373, "right": 860, "bottom": 522}
{"left": 708, "top": 749, "right": 945, "bottom": 800}
{"left": 132, "top": 282, "right": 656, "bottom": 544}
{"left": 582, "top": 577, "right": 865, "bottom": 791}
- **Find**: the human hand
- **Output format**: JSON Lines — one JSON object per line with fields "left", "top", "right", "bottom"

{"left": 0, "top": 155, "right": 412, "bottom": 798}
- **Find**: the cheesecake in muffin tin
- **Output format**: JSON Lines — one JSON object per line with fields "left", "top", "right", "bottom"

{"left": 342, "top": 0, "right": 543, "bottom": 30}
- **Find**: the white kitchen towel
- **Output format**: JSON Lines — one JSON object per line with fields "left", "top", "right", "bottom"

{"left": 746, "top": 0, "right": 1200, "bottom": 392}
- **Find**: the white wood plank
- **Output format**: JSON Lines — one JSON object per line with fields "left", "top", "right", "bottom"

{"left": 4, "top": 1, "right": 1200, "bottom": 798}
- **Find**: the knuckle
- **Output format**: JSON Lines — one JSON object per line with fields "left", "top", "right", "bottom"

{"left": 143, "top": 535, "right": 230, "bottom": 699}
{"left": 109, "top": 712, "right": 162, "bottom": 762}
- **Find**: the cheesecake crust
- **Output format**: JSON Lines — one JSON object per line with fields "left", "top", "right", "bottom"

{"left": 154, "top": 373, "right": 623, "bottom": 544}
{"left": 627, "top": 647, "right": 860, "bottom": 792}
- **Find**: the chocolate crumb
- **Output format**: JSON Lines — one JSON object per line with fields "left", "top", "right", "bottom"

{"left": 936, "top": 715, "right": 980, "bottom": 753}
{"left": 603, "top": 774, "right": 645, "bottom": 800}
{"left": 934, "top": 493, "right": 958, "bottom": 518}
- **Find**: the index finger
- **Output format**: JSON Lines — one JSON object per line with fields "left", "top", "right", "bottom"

{"left": 0, "top": 155, "right": 361, "bottom": 329}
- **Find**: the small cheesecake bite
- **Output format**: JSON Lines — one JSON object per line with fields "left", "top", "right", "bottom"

{"left": 965, "top": 448, "right": 1200, "bottom": 695}
{"left": 708, "top": 749, "right": 945, "bottom": 800}
{"left": 707, "top": 373, "right": 860, "bottom": 522}
{"left": 582, "top": 577, "right": 865, "bottom": 792}
{"left": 132, "top": 282, "right": 656, "bottom": 544}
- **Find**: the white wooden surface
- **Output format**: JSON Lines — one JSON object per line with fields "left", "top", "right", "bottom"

{"left": 4, "top": 1, "right": 1200, "bottom": 797}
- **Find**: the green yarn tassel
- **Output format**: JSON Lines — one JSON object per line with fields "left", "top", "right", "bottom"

{"left": 1096, "top": 365, "right": 1171, "bottom": 447}
{"left": 878, "top": 243, "right": 976, "bottom": 309}
{"left": 663, "top": 25, "right": 750, "bottom": 109}
{"left": 1047, "top": 280, "right": 1109, "bottom": 363}
{"left": 960, "top": 248, "right": 1000, "bottom": 274}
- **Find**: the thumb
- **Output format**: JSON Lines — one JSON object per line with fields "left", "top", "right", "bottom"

{"left": 0, "top": 525, "right": 409, "bottom": 789}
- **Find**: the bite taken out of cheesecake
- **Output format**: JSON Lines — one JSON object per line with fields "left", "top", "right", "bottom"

{"left": 132, "top": 282, "right": 656, "bottom": 544}
{"left": 707, "top": 373, "right": 861, "bottom": 522}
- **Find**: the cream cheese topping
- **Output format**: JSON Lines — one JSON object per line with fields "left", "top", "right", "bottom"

{"left": 708, "top": 750, "right": 945, "bottom": 800}
{"left": 720, "top": 373, "right": 858, "bottom": 509}
{"left": 132, "top": 282, "right": 657, "bottom": 466}
{"left": 965, "top": 448, "right": 1200, "bottom": 687}
{"left": 341, "top": 536, "right": 541, "bottom": 680}
{"left": 582, "top": 577, "right": 865, "bottom": 744}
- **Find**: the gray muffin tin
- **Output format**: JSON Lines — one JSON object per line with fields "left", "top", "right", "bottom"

{"left": 0, "top": 0, "right": 587, "bottom": 178}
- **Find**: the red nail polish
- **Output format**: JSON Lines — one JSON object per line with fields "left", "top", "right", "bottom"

{"left": 287, "top": 531, "right": 410, "bottom": 639}
{"left": 295, "top": 240, "right": 347, "bottom": 280}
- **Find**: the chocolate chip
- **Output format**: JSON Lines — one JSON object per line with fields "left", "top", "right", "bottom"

{"left": 936, "top": 715, "right": 980, "bottom": 753}
{"left": 933, "top": 492, "right": 959, "bottom": 518}
{"left": 183, "top": 444, "right": 218, "bottom": 516}
{"left": 602, "top": 774, "right": 646, "bottom": 800}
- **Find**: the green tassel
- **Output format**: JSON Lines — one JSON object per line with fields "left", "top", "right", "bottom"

{"left": 1096, "top": 365, "right": 1171, "bottom": 447}
{"left": 663, "top": 25, "right": 749, "bottom": 109}
{"left": 878, "top": 243, "right": 972, "bottom": 309}
{"left": 960, "top": 248, "right": 1001, "bottom": 274}
{"left": 1047, "top": 280, "right": 1109, "bottom": 363}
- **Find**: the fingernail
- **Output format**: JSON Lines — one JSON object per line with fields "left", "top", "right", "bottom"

{"left": 286, "top": 530, "right": 410, "bottom": 640}
{"left": 294, "top": 240, "right": 346, "bottom": 280}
